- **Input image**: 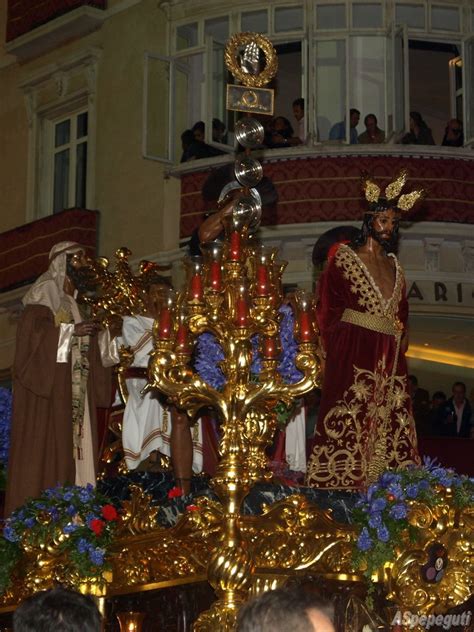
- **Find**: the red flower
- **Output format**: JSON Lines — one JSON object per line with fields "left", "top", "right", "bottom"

{"left": 101, "top": 504, "right": 118, "bottom": 521}
{"left": 90, "top": 519, "right": 105, "bottom": 536}
{"left": 168, "top": 486, "right": 184, "bottom": 499}
{"left": 186, "top": 504, "right": 199, "bottom": 512}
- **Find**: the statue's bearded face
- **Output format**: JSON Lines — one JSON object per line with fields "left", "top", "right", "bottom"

{"left": 66, "top": 251, "right": 96, "bottom": 292}
{"left": 369, "top": 209, "right": 400, "bottom": 251}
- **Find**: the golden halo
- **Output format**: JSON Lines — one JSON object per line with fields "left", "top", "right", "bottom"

{"left": 224, "top": 32, "right": 278, "bottom": 88}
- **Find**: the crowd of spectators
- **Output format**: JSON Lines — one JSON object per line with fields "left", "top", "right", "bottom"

{"left": 181, "top": 101, "right": 464, "bottom": 161}
{"left": 408, "top": 376, "right": 473, "bottom": 439}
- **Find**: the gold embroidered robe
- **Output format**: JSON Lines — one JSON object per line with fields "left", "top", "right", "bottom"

{"left": 306, "top": 244, "right": 420, "bottom": 490}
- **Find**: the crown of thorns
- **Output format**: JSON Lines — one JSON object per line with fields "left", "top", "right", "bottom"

{"left": 362, "top": 169, "right": 424, "bottom": 212}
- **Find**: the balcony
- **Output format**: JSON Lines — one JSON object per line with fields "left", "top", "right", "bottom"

{"left": 6, "top": 0, "right": 106, "bottom": 59}
{"left": 0, "top": 208, "right": 98, "bottom": 294}
{"left": 175, "top": 145, "right": 474, "bottom": 239}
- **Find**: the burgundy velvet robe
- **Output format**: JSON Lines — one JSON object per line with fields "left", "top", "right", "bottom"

{"left": 306, "top": 244, "right": 419, "bottom": 490}
{"left": 5, "top": 305, "right": 112, "bottom": 515}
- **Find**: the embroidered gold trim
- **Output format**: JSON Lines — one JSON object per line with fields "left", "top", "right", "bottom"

{"left": 341, "top": 308, "right": 402, "bottom": 336}
{"left": 306, "top": 358, "right": 419, "bottom": 489}
{"left": 335, "top": 245, "right": 403, "bottom": 322}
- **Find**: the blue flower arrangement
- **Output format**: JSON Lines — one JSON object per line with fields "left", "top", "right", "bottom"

{"left": 352, "top": 457, "right": 474, "bottom": 580}
{"left": 194, "top": 304, "right": 303, "bottom": 428}
{"left": 0, "top": 387, "right": 13, "bottom": 490}
{"left": 195, "top": 304, "right": 303, "bottom": 389}
{"left": 0, "top": 484, "right": 120, "bottom": 594}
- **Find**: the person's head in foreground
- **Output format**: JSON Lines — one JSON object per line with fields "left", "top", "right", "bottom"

{"left": 236, "top": 586, "right": 335, "bottom": 632}
{"left": 13, "top": 587, "right": 101, "bottom": 632}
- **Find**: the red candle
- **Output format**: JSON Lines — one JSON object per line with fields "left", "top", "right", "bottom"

{"left": 235, "top": 297, "right": 249, "bottom": 327}
{"left": 209, "top": 261, "right": 222, "bottom": 292}
{"left": 176, "top": 323, "right": 189, "bottom": 350}
{"left": 263, "top": 336, "right": 278, "bottom": 358}
{"left": 230, "top": 231, "right": 241, "bottom": 261}
{"left": 298, "top": 310, "right": 314, "bottom": 343}
{"left": 189, "top": 273, "right": 203, "bottom": 301}
{"left": 256, "top": 264, "right": 269, "bottom": 296}
{"left": 158, "top": 307, "right": 172, "bottom": 340}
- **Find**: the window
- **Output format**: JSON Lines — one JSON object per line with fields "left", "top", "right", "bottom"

{"left": 52, "top": 112, "right": 88, "bottom": 213}
{"left": 395, "top": 4, "right": 425, "bottom": 29}
{"left": 204, "top": 16, "right": 229, "bottom": 43}
{"left": 241, "top": 10, "right": 268, "bottom": 33}
{"left": 352, "top": 3, "right": 383, "bottom": 29}
{"left": 316, "top": 4, "right": 346, "bottom": 29}
{"left": 176, "top": 23, "right": 198, "bottom": 51}
{"left": 274, "top": 6, "right": 304, "bottom": 32}
{"left": 431, "top": 6, "right": 460, "bottom": 32}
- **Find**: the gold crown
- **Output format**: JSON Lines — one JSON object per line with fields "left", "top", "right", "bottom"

{"left": 362, "top": 169, "right": 425, "bottom": 212}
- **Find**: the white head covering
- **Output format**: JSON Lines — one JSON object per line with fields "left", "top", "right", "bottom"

{"left": 22, "top": 241, "right": 85, "bottom": 313}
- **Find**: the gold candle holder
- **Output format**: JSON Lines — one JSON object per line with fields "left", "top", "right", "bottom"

{"left": 116, "top": 611, "right": 145, "bottom": 632}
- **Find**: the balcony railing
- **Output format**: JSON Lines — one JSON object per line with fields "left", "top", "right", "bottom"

{"left": 174, "top": 146, "right": 474, "bottom": 239}
{"left": 0, "top": 209, "right": 98, "bottom": 293}
{"left": 6, "top": 0, "right": 106, "bottom": 42}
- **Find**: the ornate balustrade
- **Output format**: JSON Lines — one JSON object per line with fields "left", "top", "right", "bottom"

{"left": 176, "top": 147, "right": 474, "bottom": 239}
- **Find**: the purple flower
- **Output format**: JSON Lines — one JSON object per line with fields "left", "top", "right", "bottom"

{"left": 79, "top": 488, "right": 93, "bottom": 503}
{"left": 194, "top": 304, "right": 303, "bottom": 388}
{"left": 366, "top": 483, "right": 379, "bottom": 502}
{"left": 89, "top": 547, "right": 105, "bottom": 565}
{"left": 250, "top": 335, "right": 263, "bottom": 375}
{"left": 49, "top": 507, "right": 60, "bottom": 522}
{"left": 277, "top": 305, "right": 303, "bottom": 384}
{"left": 3, "top": 525, "right": 19, "bottom": 542}
{"left": 431, "top": 468, "right": 454, "bottom": 488}
{"left": 387, "top": 483, "right": 404, "bottom": 500}
{"left": 63, "top": 523, "right": 78, "bottom": 534}
{"left": 422, "top": 455, "right": 440, "bottom": 471}
{"left": 66, "top": 505, "right": 77, "bottom": 516}
{"left": 357, "top": 527, "right": 373, "bottom": 551}
{"left": 406, "top": 483, "right": 419, "bottom": 499}
{"left": 0, "top": 388, "right": 13, "bottom": 467}
{"left": 368, "top": 512, "right": 383, "bottom": 528}
{"left": 376, "top": 524, "right": 390, "bottom": 542}
{"left": 370, "top": 497, "right": 387, "bottom": 512}
{"left": 77, "top": 538, "right": 90, "bottom": 554}
{"left": 380, "top": 472, "right": 401, "bottom": 487}
{"left": 25, "top": 517, "right": 36, "bottom": 528}
{"left": 389, "top": 503, "right": 408, "bottom": 520}
{"left": 195, "top": 333, "right": 226, "bottom": 390}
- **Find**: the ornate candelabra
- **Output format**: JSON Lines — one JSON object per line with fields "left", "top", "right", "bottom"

{"left": 147, "top": 33, "right": 320, "bottom": 630}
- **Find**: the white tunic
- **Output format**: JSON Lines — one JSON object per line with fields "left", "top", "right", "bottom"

{"left": 119, "top": 315, "right": 203, "bottom": 472}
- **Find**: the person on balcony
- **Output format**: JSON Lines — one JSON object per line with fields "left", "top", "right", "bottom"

{"left": 292, "top": 97, "right": 306, "bottom": 143}
{"left": 441, "top": 119, "right": 464, "bottom": 147}
{"left": 328, "top": 108, "right": 360, "bottom": 144}
{"left": 265, "top": 116, "right": 301, "bottom": 148}
{"left": 358, "top": 113, "right": 385, "bottom": 144}
{"left": 400, "top": 111, "right": 435, "bottom": 145}
{"left": 306, "top": 172, "right": 422, "bottom": 490}
{"left": 5, "top": 242, "right": 113, "bottom": 515}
